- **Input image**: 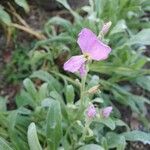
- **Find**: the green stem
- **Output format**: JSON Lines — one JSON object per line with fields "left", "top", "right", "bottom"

{"left": 75, "top": 69, "right": 88, "bottom": 120}
{"left": 81, "top": 119, "right": 90, "bottom": 141}
{"left": 80, "top": 73, "right": 87, "bottom": 106}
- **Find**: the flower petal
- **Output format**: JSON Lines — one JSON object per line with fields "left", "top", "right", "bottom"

{"left": 77, "top": 28, "right": 111, "bottom": 61}
{"left": 63, "top": 55, "right": 86, "bottom": 73}
{"left": 79, "top": 63, "right": 86, "bottom": 76}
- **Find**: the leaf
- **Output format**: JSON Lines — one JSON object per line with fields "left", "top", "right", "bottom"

{"left": 30, "top": 70, "right": 62, "bottom": 92}
{"left": 0, "top": 5, "right": 12, "bottom": 26}
{"left": 27, "top": 123, "right": 42, "bottom": 150}
{"left": 50, "top": 91, "right": 68, "bottom": 121}
{"left": 110, "top": 20, "right": 127, "bottom": 35}
{"left": 99, "top": 118, "right": 116, "bottom": 130}
{"left": 129, "top": 29, "right": 150, "bottom": 45}
{"left": 14, "top": 0, "right": 30, "bottom": 13}
{"left": 122, "top": 130, "right": 150, "bottom": 144}
{"left": 45, "top": 16, "right": 72, "bottom": 29}
{"left": 30, "top": 51, "right": 47, "bottom": 66}
{"left": 46, "top": 100, "right": 62, "bottom": 150}
{"left": 0, "top": 97, "right": 7, "bottom": 111}
{"left": 56, "top": 0, "right": 82, "bottom": 21}
{"left": 8, "top": 111, "right": 18, "bottom": 130}
{"left": 78, "top": 144, "right": 104, "bottom": 150}
{"left": 41, "top": 98, "right": 54, "bottom": 107}
{"left": 65, "top": 85, "right": 75, "bottom": 104}
{"left": 135, "top": 76, "right": 150, "bottom": 91}
{"left": 115, "top": 119, "right": 130, "bottom": 131}
{"left": 38, "top": 83, "right": 48, "bottom": 101}
{"left": 16, "top": 90, "right": 35, "bottom": 107}
{"left": 23, "top": 78, "right": 37, "bottom": 100}
{"left": 106, "top": 132, "right": 126, "bottom": 150}
{"left": 7, "top": 111, "right": 29, "bottom": 149}
{"left": 0, "top": 137, "right": 14, "bottom": 150}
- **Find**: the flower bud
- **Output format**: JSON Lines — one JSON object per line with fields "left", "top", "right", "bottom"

{"left": 102, "top": 106, "right": 112, "bottom": 118}
{"left": 101, "top": 21, "right": 112, "bottom": 35}
{"left": 86, "top": 104, "right": 96, "bottom": 119}
{"left": 88, "top": 85, "right": 100, "bottom": 94}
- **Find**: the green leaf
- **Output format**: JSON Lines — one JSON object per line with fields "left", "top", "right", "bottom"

{"left": 50, "top": 91, "right": 68, "bottom": 119}
{"left": 78, "top": 144, "right": 104, "bottom": 150}
{"left": 129, "top": 29, "right": 150, "bottom": 45}
{"left": 30, "top": 51, "right": 47, "bottom": 66}
{"left": 45, "top": 16, "right": 72, "bottom": 29}
{"left": 46, "top": 100, "right": 62, "bottom": 150}
{"left": 99, "top": 118, "right": 116, "bottom": 130}
{"left": 115, "top": 119, "right": 130, "bottom": 131}
{"left": 8, "top": 111, "right": 18, "bottom": 130}
{"left": 7, "top": 111, "right": 29, "bottom": 149}
{"left": 110, "top": 20, "right": 127, "bottom": 35}
{"left": 30, "top": 70, "right": 62, "bottom": 92}
{"left": 65, "top": 85, "right": 75, "bottom": 104}
{"left": 135, "top": 76, "right": 150, "bottom": 91}
{"left": 14, "top": 0, "right": 30, "bottom": 13}
{"left": 38, "top": 83, "right": 48, "bottom": 101}
{"left": 27, "top": 123, "right": 42, "bottom": 150}
{"left": 106, "top": 132, "right": 126, "bottom": 150}
{"left": 56, "top": 0, "right": 82, "bottom": 21}
{"left": 0, "top": 97, "right": 7, "bottom": 111}
{"left": 23, "top": 78, "right": 37, "bottom": 100}
{"left": 0, "top": 5, "right": 11, "bottom": 26}
{"left": 41, "top": 98, "right": 54, "bottom": 107}
{"left": 0, "top": 137, "right": 14, "bottom": 150}
{"left": 16, "top": 90, "right": 35, "bottom": 107}
{"left": 122, "top": 130, "right": 150, "bottom": 144}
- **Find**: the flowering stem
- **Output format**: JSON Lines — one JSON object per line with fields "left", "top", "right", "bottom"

{"left": 75, "top": 66, "right": 88, "bottom": 120}
{"left": 80, "top": 74, "right": 87, "bottom": 102}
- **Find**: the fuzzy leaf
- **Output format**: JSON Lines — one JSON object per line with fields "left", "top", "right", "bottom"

{"left": 129, "top": 29, "right": 150, "bottom": 45}
{"left": 0, "top": 5, "right": 11, "bottom": 25}
{"left": 65, "top": 85, "right": 75, "bottom": 104}
{"left": 0, "top": 137, "right": 13, "bottom": 150}
{"left": 78, "top": 144, "right": 104, "bottom": 150}
{"left": 122, "top": 130, "right": 150, "bottom": 144}
{"left": 46, "top": 100, "right": 62, "bottom": 150}
{"left": 27, "top": 123, "right": 42, "bottom": 150}
{"left": 14, "top": 0, "right": 30, "bottom": 13}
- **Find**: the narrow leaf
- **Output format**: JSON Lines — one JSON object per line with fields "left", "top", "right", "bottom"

{"left": 27, "top": 123, "right": 42, "bottom": 150}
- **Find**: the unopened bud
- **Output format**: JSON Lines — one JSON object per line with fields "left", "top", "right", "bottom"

{"left": 102, "top": 106, "right": 113, "bottom": 118}
{"left": 88, "top": 85, "right": 99, "bottom": 94}
{"left": 86, "top": 104, "right": 96, "bottom": 119}
{"left": 100, "top": 21, "right": 112, "bottom": 35}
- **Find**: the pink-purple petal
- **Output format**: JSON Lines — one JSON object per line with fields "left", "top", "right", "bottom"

{"left": 77, "top": 28, "right": 111, "bottom": 61}
{"left": 79, "top": 63, "right": 86, "bottom": 76}
{"left": 63, "top": 55, "right": 86, "bottom": 73}
{"left": 77, "top": 28, "right": 97, "bottom": 54}
{"left": 89, "top": 40, "right": 111, "bottom": 60}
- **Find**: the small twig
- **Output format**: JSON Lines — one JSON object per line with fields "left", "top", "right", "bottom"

{"left": 7, "top": 2, "right": 46, "bottom": 40}
{"left": 11, "top": 23, "right": 46, "bottom": 40}
{"left": 7, "top": 2, "right": 30, "bottom": 28}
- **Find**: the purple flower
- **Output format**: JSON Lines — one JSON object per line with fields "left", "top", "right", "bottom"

{"left": 86, "top": 104, "right": 96, "bottom": 119}
{"left": 63, "top": 28, "right": 111, "bottom": 76}
{"left": 102, "top": 106, "right": 113, "bottom": 118}
{"left": 100, "top": 21, "right": 112, "bottom": 35}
